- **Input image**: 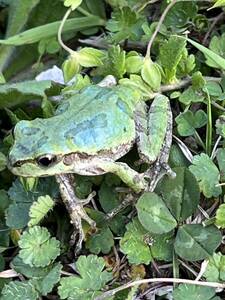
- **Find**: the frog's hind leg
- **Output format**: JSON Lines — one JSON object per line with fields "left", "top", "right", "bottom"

{"left": 135, "top": 95, "right": 175, "bottom": 191}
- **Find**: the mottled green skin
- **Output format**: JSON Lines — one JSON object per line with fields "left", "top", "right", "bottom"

{"left": 8, "top": 85, "right": 141, "bottom": 177}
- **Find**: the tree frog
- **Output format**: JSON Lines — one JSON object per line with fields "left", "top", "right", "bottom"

{"left": 7, "top": 77, "right": 174, "bottom": 252}
{"left": 8, "top": 83, "right": 173, "bottom": 191}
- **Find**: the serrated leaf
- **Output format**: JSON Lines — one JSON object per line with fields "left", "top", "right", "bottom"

{"left": 0, "top": 280, "right": 39, "bottom": 300}
{"left": 174, "top": 224, "right": 221, "bottom": 261}
{"left": 136, "top": 192, "right": 177, "bottom": 234}
{"left": 173, "top": 284, "right": 217, "bottom": 300}
{"left": 28, "top": 195, "right": 54, "bottom": 227}
{"left": 94, "top": 45, "right": 126, "bottom": 79}
{"left": 120, "top": 218, "right": 152, "bottom": 264}
{"left": 204, "top": 252, "right": 225, "bottom": 282}
{"left": 18, "top": 226, "right": 60, "bottom": 267}
{"left": 106, "top": 7, "right": 144, "bottom": 43}
{"left": 6, "top": 178, "right": 58, "bottom": 229}
{"left": 189, "top": 154, "right": 222, "bottom": 198}
{"left": 58, "top": 255, "right": 112, "bottom": 300}
{"left": 159, "top": 35, "right": 186, "bottom": 83}
{"left": 157, "top": 167, "right": 200, "bottom": 221}
{"left": 175, "top": 110, "right": 207, "bottom": 136}
{"left": 31, "top": 263, "right": 62, "bottom": 296}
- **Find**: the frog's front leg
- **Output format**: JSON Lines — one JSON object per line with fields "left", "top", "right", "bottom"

{"left": 94, "top": 159, "right": 148, "bottom": 193}
{"left": 135, "top": 94, "right": 176, "bottom": 192}
{"left": 55, "top": 174, "right": 96, "bottom": 254}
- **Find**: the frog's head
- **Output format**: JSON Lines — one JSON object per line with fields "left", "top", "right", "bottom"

{"left": 8, "top": 119, "right": 75, "bottom": 177}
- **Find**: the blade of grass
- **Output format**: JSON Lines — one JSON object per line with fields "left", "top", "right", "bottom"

{"left": 0, "top": 16, "right": 105, "bottom": 46}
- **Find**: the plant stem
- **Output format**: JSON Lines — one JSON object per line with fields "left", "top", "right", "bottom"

{"left": 145, "top": 0, "right": 177, "bottom": 58}
{"left": 205, "top": 89, "right": 212, "bottom": 156}
{"left": 77, "top": 7, "right": 92, "bottom": 17}
{"left": 194, "top": 130, "right": 206, "bottom": 151}
{"left": 95, "top": 277, "right": 225, "bottom": 300}
{"left": 58, "top": 8, "right": 74, "bottom": 55}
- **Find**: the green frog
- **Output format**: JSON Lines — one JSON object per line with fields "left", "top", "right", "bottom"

{"left": 8, "top": 76, "right": 174, "bottom": 252}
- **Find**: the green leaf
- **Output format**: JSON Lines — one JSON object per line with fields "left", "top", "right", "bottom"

{"left": 189, "top": 153, "right": 222, "bottom": 198}
{"left": 215, "top": 204, "right": 225, "bottom": 228}
{"left": 120, "top": 218, "right": 152, "bottom": 264}
{"left": 119, "top": 74, "right": 154, "bottom": 99}
{"left": 217, "top": 148, "right": 225, "bottom": 181}
{"left": 210, "top": 0, "right": 225, "bottom": 8}
{"left": 58, "top": 255, "right": 112, "bottom": 300}
{"left": 94, "top": 45, "right": 126, "bottom": 79}
{"left": 0, "top": 16, "right": 105, "bottom": 46}
{"left": 0, "top": 152, "right": 7, "bottom": 172}
{"left": 106, "top": 7, "right": 144, "bottom": 43}
{"left": 6, "top": 178, "right": 58, "bottom": 229}
{"left": 151, "top": 231, "right": 174, "bottom": 262}
{"left": 18, "top": 226, "right": 60, "bottom": 267}
{"left": 77, "top": 47, "right": 104, "bottom": 67}
{"left": 204, "top": 252, "right": 225, "bottom": 282}
{"left": 136, "top": 192, "right": 177, "bottom": 234}
{"left": 173, "top": 284, "right": 217, "bottom": 300}
{"left": 125, "top": 52, "right": 143, "bottom": 74}
{"left": 216, "top": 115, "right": 225, "bottom": 138}
{"left": 31, "top": 263, "right": 62, "bottom": 296}
{"left": 205, "top": 33, "right": 225, "bottom": 68}
{"left": 0, "top": 281, "right": 39, "bottom": 300}
{"left": 28, "top": 195, "right": 54, "bottom": 227}
{"left": 179, "top": 86, "right": 204, "bottom": 105}
{"left": 85, "top": 227, "right": 114, "bottom": 254}
{"left": 62, "top": 55, "right": 81, "bottom": 83}
{"left": 64, "top": 0, "right": 82, "bottom": 10}
{"left": 0, "top": 80, "right": 52, "bottom": 109}
{"left": 175, "top": 110, "right": 207, "bottom": 136}
{"left": 159, "top": 35, "right": 186, "bottom": 83}
{"left": 187, "top": 37, "right": 225, "bottom": 71}
{"left": 157, "top": 167, "right": 200, "bottom": 221}
{"left": 141, "top": 58, "right": 161, "bottom": 91}
{"left": 174, "top": 224, "right": 221, "bottom": 261}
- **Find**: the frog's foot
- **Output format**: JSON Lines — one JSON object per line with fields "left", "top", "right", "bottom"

{"left": 144, "top": 162, "right": 176, "bottom": 192}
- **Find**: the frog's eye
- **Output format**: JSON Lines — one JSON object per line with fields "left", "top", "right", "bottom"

{"left": 37, "top": 154, "right": 57, "bottom": 167}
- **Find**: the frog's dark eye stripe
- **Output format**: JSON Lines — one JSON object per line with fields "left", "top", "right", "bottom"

{"left": 37, "top": 155, "right": 57, "bottom": 168}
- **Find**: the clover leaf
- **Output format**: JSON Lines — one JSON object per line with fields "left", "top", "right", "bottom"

{"left": 18, "top": 226, "right": 60, "bottom": 267}
{"left": 189, "top": 153, "right": 222, "bottom": 198}
{"left": 175, "top": 110, "right": 207, "bottom": 136}
{"left": 58, "top": 255, "right": 112, "bottom": 300}
{"left": 204, "top": 252, "right": 225, "bottom": 282}
{"left": 215, "top": 204, "right": 225, "bottom": 228}
{"left": 64, "top": 0, "right": 82, "bottom": 10}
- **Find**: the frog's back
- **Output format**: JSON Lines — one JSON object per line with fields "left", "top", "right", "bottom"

{"left": 55, "top": 85, "right": 140, "bottom": 155}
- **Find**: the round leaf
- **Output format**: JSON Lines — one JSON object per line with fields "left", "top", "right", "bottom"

{"left": 136, "top": 192, "right": 177, "bottom": 234}
{"left": 157, "top": 167, "right": 200, "bottom": 221}
{"left": 174, "top": 224, "right": 222, "bottom": 261}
